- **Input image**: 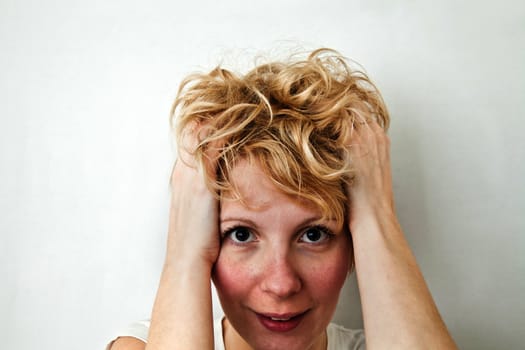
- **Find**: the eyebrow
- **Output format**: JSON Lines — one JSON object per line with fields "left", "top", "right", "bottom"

{"left": 220, "top": 217, "right": 259, "bottom": 228}
{"left": 219, "top": 216, "right": 329, "bottom": 229}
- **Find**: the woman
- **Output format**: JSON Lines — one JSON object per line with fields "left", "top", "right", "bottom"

{"left": 108, "top": 48, "right": 457, "bottom": 349}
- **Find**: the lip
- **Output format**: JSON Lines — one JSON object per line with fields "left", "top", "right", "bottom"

{"left": 255, "top": 310, "right": 309, "bottom": 332}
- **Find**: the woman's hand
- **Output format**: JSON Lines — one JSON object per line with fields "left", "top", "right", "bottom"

{"left": 166, "top": 123, "right": 220, "bottom": 267}
{"left": 146, "top": 123, "right": 220, "bottom": 350}
{"left": 345, "top": 120, "right": 458, "bottom": 349}
{"left": 346, "top": 120, "right": 396, "bottom": 232}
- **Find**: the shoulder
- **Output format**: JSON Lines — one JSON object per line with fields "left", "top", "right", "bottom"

{"left": 106, "top": 319, "right": 227, "bottom": 350}
{"left": 327, "top": 323, "right": 366, "bottom": 350}
{"left": 106, "top": 320, "right": 150, "bottom": 350}
{"left": 107, "top": 337, "right": 145, "bottom": 350}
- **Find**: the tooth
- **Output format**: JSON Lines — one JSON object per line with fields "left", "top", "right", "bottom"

{"left": 271, "top": 317, "right": 290, "bottom": 321}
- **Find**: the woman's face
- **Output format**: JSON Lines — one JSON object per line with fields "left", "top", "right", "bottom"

{"left": 213, "top": 160, "right": 351, "bottom": 350}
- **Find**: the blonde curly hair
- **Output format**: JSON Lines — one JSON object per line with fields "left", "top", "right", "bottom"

{"left": 172, "top": 48, "right": 389, "bottom": 229}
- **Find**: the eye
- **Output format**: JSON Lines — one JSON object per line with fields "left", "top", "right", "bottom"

{"left": 225, "top": 226, "right": 256, "bottom": 244}
{"left": 299, "top": 225, "right": 332, "bottom": 244}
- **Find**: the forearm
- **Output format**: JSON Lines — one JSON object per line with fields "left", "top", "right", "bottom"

{"left": 146, "top": 259, "right": 214, "bottom": 350}
{"left": 352, "top": 211, "right": 457, "bottom": 349}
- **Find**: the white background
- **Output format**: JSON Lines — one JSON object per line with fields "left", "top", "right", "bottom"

{"left": 1, "top": 0, "right": 524, "bottom": 349}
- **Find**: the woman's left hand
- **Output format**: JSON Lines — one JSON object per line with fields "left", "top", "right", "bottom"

{"left": 345, "top": 120, "right": 396, "bottom": 233}
{"left": 345, "top": 120, "right": 458, "bottom": 349}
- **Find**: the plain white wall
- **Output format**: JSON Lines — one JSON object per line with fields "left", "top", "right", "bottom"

{"left": 1, "top": 0, "right": 523, "bottom": 349}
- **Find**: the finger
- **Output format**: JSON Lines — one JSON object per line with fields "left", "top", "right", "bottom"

{"left": 179, "top": 121, "right": 225, "bottom": 183}
{"left": 202, "top": 137, "right": 223, "bottom": 181}
{"left": 177, "top": 121, "right": 201, "bottom": 166}
{"left": 367, "top": 119, "right": 386, "bottom": 135}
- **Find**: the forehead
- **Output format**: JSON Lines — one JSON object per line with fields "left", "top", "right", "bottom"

{"left": 219, "top": 159, "right": 344, "bottom": 233}
{"left": 220, "top": 159, "right": 318, "bottom": 214}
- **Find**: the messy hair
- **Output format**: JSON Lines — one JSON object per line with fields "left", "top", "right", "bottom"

{"left": 171, "top": 48, "right": 389, "bottom": 228}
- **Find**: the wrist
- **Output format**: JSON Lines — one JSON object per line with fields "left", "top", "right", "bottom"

{"left": 348, "top": 204, "right": 400, "bottom": 238}
{"left": 163, "top": 249, "right": 216, "bottom": 275}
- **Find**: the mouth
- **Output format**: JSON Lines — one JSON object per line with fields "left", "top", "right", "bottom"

{"left": 255, "top": 310, "right": 309, "bottom": 332}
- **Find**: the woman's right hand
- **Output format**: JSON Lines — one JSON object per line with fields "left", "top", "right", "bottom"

{"left": 166, "top": 122, "right": 221, "bottom": 267}
{"left": 146, "top": 123, "right": 220, "bottom": 350}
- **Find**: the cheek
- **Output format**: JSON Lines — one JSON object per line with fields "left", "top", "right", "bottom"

{"left": 305, "top": 245, "right": 351, "bottom": 298}
{"left": 212, "top": 252, "right": 254, "bottom": 300}
{"left": 309, "top": 258, "right": 348, "bottom": 297}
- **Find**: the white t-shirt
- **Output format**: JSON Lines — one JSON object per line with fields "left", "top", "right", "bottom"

{"left": 107, "top": 318, "right": 366, "bottom": 350}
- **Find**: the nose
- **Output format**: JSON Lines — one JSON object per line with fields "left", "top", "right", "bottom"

{"left": 260, "top": 252, "right": 302, "bottom": 298}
